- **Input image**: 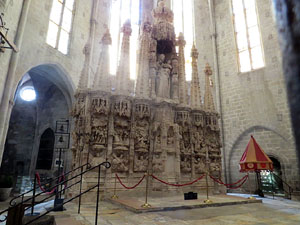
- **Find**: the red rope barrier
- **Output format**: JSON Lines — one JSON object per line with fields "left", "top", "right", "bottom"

{"left": 115, "top": 174, "right": 145, "bottom": 189}
{"left": 35, "top": 173, "right": 64, "bottom": 195}
{"left": 209, "top": 174, "right": 248, "bottom": 189}
{"left": 151, "top": 174, "right": 205, "bottom": 187}
{"left": 225, "top": 176, "right": 248, "bottom": 189}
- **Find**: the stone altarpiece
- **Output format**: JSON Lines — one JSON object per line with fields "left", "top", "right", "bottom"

{"left": 71, "top": 1, "right": 222, "bottom": 198}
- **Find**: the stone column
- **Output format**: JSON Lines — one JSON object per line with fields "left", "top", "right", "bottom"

{"left": 0, "top": 0, "right": 32, "bottom": 162}
{"left": 273, "top": 0, "right": 300, "bottom": 172}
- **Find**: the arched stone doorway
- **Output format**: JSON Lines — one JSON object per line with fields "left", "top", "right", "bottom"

{"left": 35, "top": 128, "right": 55, "bottom": 170}
{"left": 260, "top": 156, "right": 284, "bottom": 195}
{"left": 0, "top": 64, "right": 74, "bottom": 193}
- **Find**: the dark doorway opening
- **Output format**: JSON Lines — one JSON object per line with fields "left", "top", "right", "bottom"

{"left": 260, "top": 156, "right": 284, "bottom": 195}
{"left": 35, "top": 128, "right": 55, "bottom": 170}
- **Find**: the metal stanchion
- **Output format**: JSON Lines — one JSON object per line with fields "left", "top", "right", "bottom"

{"left": 141, "top": 173, "right": 151, "bottom": 208}
{"left": 204, "top": 149, "right": 212, "bottom": 204}
{"left": 204, "top": 172, "right": 213, "bottom": 204}
{"left": 111, "top": 174, "right": 118, "bottom": 199}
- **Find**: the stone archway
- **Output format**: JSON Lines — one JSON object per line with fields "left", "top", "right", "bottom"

{"left": 226, "top": 126, "right": 292, "bottom": 193}
{"left": 0, "top": 64, "right": 74, "bottom": 193}
{"left": 260, "top": 156, "right": 284, "bottom": 195}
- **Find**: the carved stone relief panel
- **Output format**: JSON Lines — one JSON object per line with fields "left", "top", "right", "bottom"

{"left": 133, "top": 103, "right": 150, "bottom": 152}
{"left": 154, "top": 125, "right": 162, "bottom": 151}
{"left": 192, "top": 112, "right": 204, "bottom": 127}
{"left": 72, "top": 94, "right": 86, "bottom": 118}
{"left": 209, "top": 157, "right": 221, "bottom": 174}
{"left": 152, "top": 153, "right": 164, "bottom": 173}
{"left": 133, "top": 152, "right": 148, "bottom": 172}
{"left": 90, "top": 117, "right": 108, "bottom": 152}
{"left": 72, "top": 116, "right": 86, "bottom": 150}
{"left": 113, "top": 98, "right": 131, "bottom": 151}
{"left": 89, "top": 97, "right": 109, "bottom": 157}
{"left": 180, "top": 154, "right": 192, "bottom": 173}
{"left": 167, "top": 126, "right": 175, "bottom": 147}
{"left": 178, "top": 124, "right": 191, "bottom": 154}
{"left": 111, "top": 151, "right": 129, "bottom": 172}
{"left": 190, "top": 126, "right": 205, "bottom": 155}
{"left": 91, "top": 97, "right": 110, "bottom": 116}
{"left": 194, "top": 155, "right": 206, "bottom": 174}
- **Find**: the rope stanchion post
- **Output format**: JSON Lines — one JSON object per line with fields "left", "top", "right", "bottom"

{"left": 111, "top": 174, "right": 118, "bottom": 199}
{"left": 204, "top": 172, "right": 212, "bottom": 204}
{"left": 141, "top": 173, "right": 151, "bottom": 208}
{"left": 204, "top": 149, "right": 212, "bottom": 204}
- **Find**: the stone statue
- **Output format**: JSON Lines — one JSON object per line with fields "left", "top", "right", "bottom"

{"left": 157, "top": 58, "right": 172, "bottom": 98}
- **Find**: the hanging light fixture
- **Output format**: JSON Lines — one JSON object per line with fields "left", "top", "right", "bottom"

{"left": 0, "top": 13, "right": 18, "bottom": 53}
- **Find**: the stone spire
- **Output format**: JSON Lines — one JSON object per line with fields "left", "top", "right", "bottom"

{"left": 135, "top": 20, "right": 152, "bottom": 98}
{"left": 204, "top": 63, "right": 215, "bottom": 112}
{"left": 78, "top": 0, "right": 99, "bottom": 90}
{"left": 190, "top": 44, "right": 201, "bottom": 109}
{"left": 116, "top": 20, "right": 132, "bottom": 95}
{"left": 93, "top": 29, "right": 112, "bottom": 92}
{"left": 78, "top": 44, "right": 90, "bottom": 89}
{"left": 177, "top": 33, "right": 188, "bottom": 105}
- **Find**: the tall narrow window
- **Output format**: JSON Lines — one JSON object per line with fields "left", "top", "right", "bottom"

{"left": 172, "top": 0, "right": 194, "bottom": 81}
{"left": 109, "top": 0, "right": 140, "bottom": 79}
{"left": 232, "top": 0, "right": 264, "bottom": 72}
{"left": 46, "top": 0, "right": 75, "bottom": 54}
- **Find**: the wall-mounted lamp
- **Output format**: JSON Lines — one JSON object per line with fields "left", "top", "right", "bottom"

{"left": 0, "top": 13, "right": 18, "bottom": 53}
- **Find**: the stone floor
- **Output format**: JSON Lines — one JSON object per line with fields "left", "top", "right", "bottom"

{"left": 55, "top": 194, "right": 300, "bottom": 225}
{"left": 1, "top": 194, "right": 300, "bottom": 224}
{"left": 108, "top": 194, "right": 262, "bottom": 213}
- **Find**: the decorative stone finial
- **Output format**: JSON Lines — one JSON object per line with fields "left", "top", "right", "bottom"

{"left": 152, "top": 0, "right": 174, "bottom": 23}
{"left": 204, "top": 63, "right": 215, "bottom": 112}
{"left": 101, "top": 28, "right": 112, "bottom": 45}
{"left": 177, "top": 33, "right": 186, "bottom": 46}
{"left": 122, "top": 19, "right": 132, "bottom": 36}
{"left": 204, "top": 63, "right": 213, "bottom": 76}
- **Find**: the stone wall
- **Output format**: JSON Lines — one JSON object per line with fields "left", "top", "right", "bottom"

{"left": 0, "top": 0, "right": 112, "bottom": 158}
{"left": 213, "top": 0, "right": 299, "bottom": 194}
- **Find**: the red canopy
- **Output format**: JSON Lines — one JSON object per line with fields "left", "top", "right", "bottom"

{"left": 239, "top": 136, "right": 273, "bottom": 172}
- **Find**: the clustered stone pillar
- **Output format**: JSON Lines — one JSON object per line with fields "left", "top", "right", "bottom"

{"left": 273, "top": 0, "right": 300, "bottom": 169}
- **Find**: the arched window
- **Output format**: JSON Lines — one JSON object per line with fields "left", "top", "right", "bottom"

{"left": 171, "top": 0, "right": 194, "bottom": 81}
{"left": 109, "top": 0, "right": 140, "bottom": 79}
{"left": 232, "top": 0, "right": 264, "bottom": 72}
{"left": 36, "top": 128, "right": 55, "bottom": 170}
{"left": 46, "top": 0, "right": 75, "bottom": 54}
